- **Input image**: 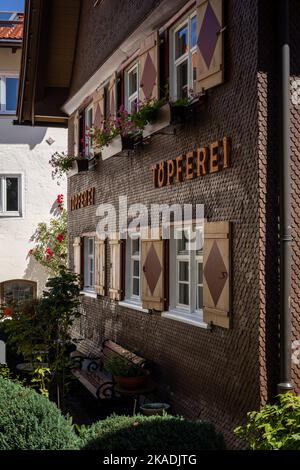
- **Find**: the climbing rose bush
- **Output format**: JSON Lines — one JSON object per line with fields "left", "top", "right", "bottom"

{"left": 28, "top": 196, "right": 67, "bottom": 275}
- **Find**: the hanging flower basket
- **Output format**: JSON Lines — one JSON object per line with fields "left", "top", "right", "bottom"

{"left": 75, "top": 158, "right": 89, "bottom": 172}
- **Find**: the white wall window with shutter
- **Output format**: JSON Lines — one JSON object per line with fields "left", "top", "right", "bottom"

{"left": 107, "top": 72, "right": 118, "bottom": 119}
{"left": 95, "top": 238, "right": 105, "bottom": 296}
{"left": 203, "top": 221, "right": 231, "bottom": 329}
{"left": 109, "top": 235, "right": 124, "bottom": 301}
{"left": 139, "top": 31, "right": 160, "bottom": 102}
{"left": 196, "top": 0, "right": 224, "bottom": 93}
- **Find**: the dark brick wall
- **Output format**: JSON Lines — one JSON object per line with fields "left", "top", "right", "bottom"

{"left": 67, "top": 0, "right": 300, "bottom": 448}
{"left": 70, "top": 0, "right": 161, "bottom": 97}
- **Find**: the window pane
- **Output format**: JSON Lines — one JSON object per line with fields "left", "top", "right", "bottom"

{"left": 175, "top": 25, "right": 188, "bottom": 59}
{"left": 191, "top": 16, "right": 197, "bottom": 48}
{"left": 177, "top": 231, "right": 189, "bottom": 255}
{"left": 129, "top": 68, "right": 138, "bottom": 96}
{"left": 133, "top": 278, "right": 140, "bottom": 296}
{"left": 89, "top": 238, "right": 94, "bottom": 255}
{"left": 179, "top": 283, "right": 189, "bottom": 305}
{"left": 192, "top": 52, "right": 197, "bottom": 88}
{"left": 197, "top": 262, "right": 203, "bottom": 285}
{"left": 132, "top": 238, "right": 140, "bottom": 256}
{"left": 179, "top": 261, "right": 189, "bottom": 282}
{"left": 6, "top": 78, "right": 19, "bottom": 111}
{"left": 4, "top": 282, "right": 34, "bottom": 304}
{"left": 176, "top": 60, "right": 188, "bottom": 98}
{"left": 6, "top": 177, "right": 18, "bottom": 211}
{"left": 133, "top": 260, "right": 140, "bottom": 277}
{"left": 197, "top": 286, "right": 203, "bottom": 309}
{"left": 129, "top": 98, "right": 138, "bottom": 114}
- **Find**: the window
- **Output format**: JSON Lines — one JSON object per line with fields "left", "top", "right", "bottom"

{"left": 1, "top": 280, "right": 37, "bottom": 305}
{"left": 0, "top": 175, "right": 22, "bottom": 216}
{"left": 125, "top": 63, "right": 139, "bottom": 113}
{"left": 0, "top": 76, "right": 19, "bottom": 113}
{"left": 85, "top": 104, "right": 94, "bottom": 158}
{"left": 125, "top": 234, "right": 141, "bottom": 303}
{"left": 84, "top": 237, "right": 95, "bottom": 292}
{"left": 0, "top": 12, "right": 17, "bottom": 21}
{"left": 171, "top": 12, "right": 197, "bottom": 100}
{"left": 169, "top": 225, "right": 203, "bottom": 318}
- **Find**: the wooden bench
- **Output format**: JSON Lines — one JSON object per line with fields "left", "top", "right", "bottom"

{"left": 71, "top": 339, "right": 147, "bottom": 400}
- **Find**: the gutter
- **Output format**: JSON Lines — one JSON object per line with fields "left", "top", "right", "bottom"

{"left": 277, "top": 0, "right": 293, "bottom": 393}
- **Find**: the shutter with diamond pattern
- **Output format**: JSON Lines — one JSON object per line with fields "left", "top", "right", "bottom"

{"left": 73, "top": 237, "right": 83, "bottom": 288}
{"left": 203, "top": 221, "right": 231, "bottom": 328}
{"left": 94, "top": 238, "right": 105, "bottom": 296}
{"left": 108, "top": 72, "right": 118, "bottom": 119}
{"left": 92, "top": 87, "right": 105, "bottom": 154}
{"left": 73, "top": 111, "right": 79, "bottom": 156}
{"left": 141, "top": 231, "right": 166, "bottom": 311}
{"left": 196, "top": 0, "right": 224, "bottom": 93}
{"left": 139, "top": 31, "right": 160, "bottom": 102}
{"left": 109, "top": 235, "right": 124, "bottom": 301}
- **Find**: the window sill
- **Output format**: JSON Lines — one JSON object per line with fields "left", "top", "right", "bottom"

{"left": 119, "top": 300, "right": 149, "bottom": 314}
{"left": 161, "top": 310, "right": 210, "bottom": 329}
{"left": 0, "top": 213, "right": 22, "bottom": 218}
{"left": 80, "top": 290, "right": 97, "bottom": 299}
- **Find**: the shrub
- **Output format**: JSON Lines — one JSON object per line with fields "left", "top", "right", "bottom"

{"left": 0, "top": 378, "right": 79, "bottom": 450}
{"left": 234, "top": 393, "right": 300, "bottom": 450}
{"left": 80, "top": 414, "right": 226, "bottom": 451}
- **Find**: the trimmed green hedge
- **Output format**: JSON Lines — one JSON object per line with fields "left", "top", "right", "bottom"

{"left": 80, "top": 414, "right": 226, "bottom": 451}
{"left": 0, "top": 378, "right": 80, "bottom": 450}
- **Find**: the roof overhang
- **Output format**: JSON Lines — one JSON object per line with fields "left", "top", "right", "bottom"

{"left": 16, "top": 0, "right": 81, "bottom": 127}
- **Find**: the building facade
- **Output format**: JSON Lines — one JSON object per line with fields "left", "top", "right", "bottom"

{"left": 17, "top": 0, "right": 300, "bottom": 447}
{"left": 0, "top": 11, "right": 67, "bottom": 301}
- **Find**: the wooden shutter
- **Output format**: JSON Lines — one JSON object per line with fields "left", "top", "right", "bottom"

{"left": 95, "top": 238, "right": 105, "bottom": 296}
{"left": 73, "top": 111, "right": 79, "bottom": 156}
{"left": 196, "top": 0, "right": 224, "bottom": 93}
{"left": 141, "top": 231, "right": 166, "bottom": 311}
{"left": 108, "top": 72, "right": 118, "bottom": 118}
{"left": 139, "top": 31, "right": 160, "bottom": 102}
{"left": 93, "top": 87, "right": 105, "bottom": 129}
{"left": 109, "top": 235, "right": 124, "bottom": 300}
{"left": 203, "top": 221, "right": 231, "bottom": 328}
{"left": 73, "top": 237, "right": 83, "bottom": 288}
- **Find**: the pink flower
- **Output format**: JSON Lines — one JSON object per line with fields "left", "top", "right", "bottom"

{"left": 56, "top": 234, "right": 65, "bottom": 243}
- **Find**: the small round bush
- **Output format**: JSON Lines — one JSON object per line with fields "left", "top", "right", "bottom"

{"left": 0, "top": 378, "right": 80, "bottom": 450}
{"left": 80, "top": 414, "right": 226, "bottom": 451}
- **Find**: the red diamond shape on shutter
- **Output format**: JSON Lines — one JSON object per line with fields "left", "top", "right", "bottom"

{"left": 197, "top": 1, "right": 221, "bottom": 69}
{"left": 203, "top": 241, "right": 228, "bottom": 307}
{"left": 143, "top": 243, "right": 162, "bottom": 295}
{"left": 140, "top": 52, "right": 156, "bottom": 100}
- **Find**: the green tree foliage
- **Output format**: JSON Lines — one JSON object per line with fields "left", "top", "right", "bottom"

{"left": 234, "top": 393, "right": 300, "bottom": 450}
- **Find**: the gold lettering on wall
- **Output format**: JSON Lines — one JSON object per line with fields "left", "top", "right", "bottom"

{"left": 70, "top": 187, "right": 95, "bottom": 211}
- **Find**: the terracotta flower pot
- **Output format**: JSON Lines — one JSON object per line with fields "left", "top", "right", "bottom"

{"left": 114, "top": 369, "right": 150, "bottom": 390}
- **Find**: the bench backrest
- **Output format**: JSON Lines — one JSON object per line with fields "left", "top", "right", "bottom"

{"left": 101, "top": 339, "right": 147, "bottom": 368}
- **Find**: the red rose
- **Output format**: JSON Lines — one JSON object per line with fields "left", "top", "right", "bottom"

{"left": 56, "top": 234, "right": 65, "bottom": 243}
{"left": 28, "top": 249, "right": 33, "bottom": 256}
{"left": 56, "top": 194, "right": 64, "bottom": 205}
{"left": 45, "top": 248, "right": 54, "bottom": 259}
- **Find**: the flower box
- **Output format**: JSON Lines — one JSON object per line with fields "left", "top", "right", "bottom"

{"left": 75, "top": 158, "right": 89, "bottom": 172}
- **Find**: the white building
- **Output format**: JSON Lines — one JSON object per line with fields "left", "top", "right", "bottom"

{"left": 0, "top": 12, "right": 67, "bottom": 301}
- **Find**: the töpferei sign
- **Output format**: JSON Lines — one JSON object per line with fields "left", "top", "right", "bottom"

{"left": 152, "top": 137, "right": 230, "bottom": 188}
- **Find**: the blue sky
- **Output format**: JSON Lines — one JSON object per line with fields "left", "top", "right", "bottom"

{"left": 0, "top": 0, "right": 24, "bottom": 12}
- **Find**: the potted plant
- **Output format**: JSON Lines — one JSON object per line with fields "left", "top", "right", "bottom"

{"left": 140, "top": 402, "right": 170, "bottom": 416}
{"left": 104, "top": 353, "right": 149, "bottom": 390}
{"left": 169, "top": 90, "right": 206, "bottom": 125}
{"left": 49, "top": 151, "right": 88, "bottom": 178}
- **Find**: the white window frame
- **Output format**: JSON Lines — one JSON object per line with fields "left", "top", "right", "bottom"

{"left": 85, "top": 104, "right": 94, "bottom": 158}
{"left": 0, "top": 75, "right": 19, "bottom": 114}
{"left": 169, "top": 225, "right": 204, "bottom": 321}
{"left": 125, "top": 62, "right": 139, "bottom": 113}
{"left": 125, "top": 233, "right": 142, "bottom": 305}
{"left": 84, "top": 237, "right": 95, "bottom": 292}
{"left": 0, "top": 174, "right": 22, "bottom": 217}
{"left": 170, "top": 11, "right": 197, "bottom": 101}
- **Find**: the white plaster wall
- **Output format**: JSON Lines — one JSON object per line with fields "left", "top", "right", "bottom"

{"left": 0, "top": 118, "right": 67, "bottom": 295}
{"left": 0, "top": 46, "right": 67, "bottom": 296}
